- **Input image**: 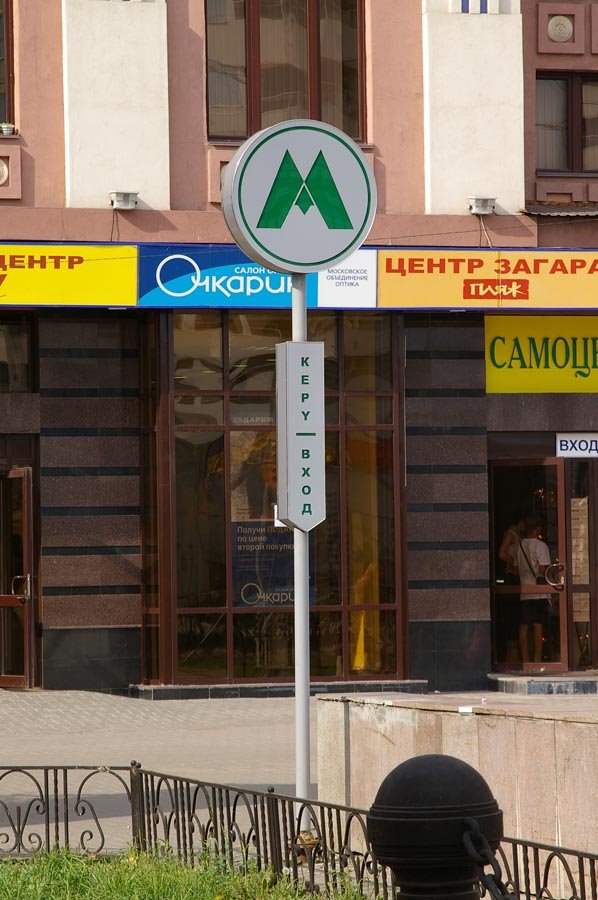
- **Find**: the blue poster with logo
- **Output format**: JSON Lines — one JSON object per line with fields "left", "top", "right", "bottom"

{"left": 231, "top": 522, "right": 315, "bottom": 608}
{"left": 138, "top": 243, "right": 319, "bottom": 309}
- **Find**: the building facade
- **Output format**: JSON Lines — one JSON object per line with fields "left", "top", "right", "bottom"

{"left": 0, "top": 0, "right": 596, "bottom": 693}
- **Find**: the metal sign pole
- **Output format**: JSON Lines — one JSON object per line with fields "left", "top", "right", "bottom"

{"left": 292, "top": 272, "right": 311, "bottom": 823}
{"left": 221, "top": 117, "right": 377, "bottom": 833}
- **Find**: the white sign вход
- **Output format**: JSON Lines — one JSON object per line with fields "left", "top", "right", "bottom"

{"left": 276, "top": 341, "right": 325, "bottom": 531}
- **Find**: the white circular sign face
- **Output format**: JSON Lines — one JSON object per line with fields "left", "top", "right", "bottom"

{"left": 221, "top": 119, "right": 377, "bottom": 274}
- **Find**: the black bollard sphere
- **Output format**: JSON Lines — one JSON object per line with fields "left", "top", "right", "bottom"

{"left": 367, "top": 754, "right": 503, "bottom": 900}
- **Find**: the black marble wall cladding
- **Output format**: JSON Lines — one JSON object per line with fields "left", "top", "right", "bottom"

{"left": 42, "top": 627, "right": 141, "bottom": 691}
{"left": 403, "top": 320, "right": 491, "bottom": 690}
{"left": 37, "top": 312, "right": 143, "bottom": 655}
{"left": 408, "top": 621, "right": 492, "bottom": 693}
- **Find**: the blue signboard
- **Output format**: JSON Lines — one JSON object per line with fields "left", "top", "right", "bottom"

{"left": 138, "top": 243, "right": 378, "bottom": 309}
{"left": 138, "top": 243, "right": 319, "bottom": 309}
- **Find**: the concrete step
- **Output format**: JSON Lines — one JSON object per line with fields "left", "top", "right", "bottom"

{"left": 129, "top": 679, "right": 428, "bottom": 700}
{"left": 488, "top": 672, "right": 598, "bottom": 695}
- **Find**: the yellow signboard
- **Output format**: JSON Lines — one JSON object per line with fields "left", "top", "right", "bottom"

{"left": 378, "top": 250, "right": 598, "bottom": 309}
{"left": 485, "top": 316, "right": 598, "bottom": 393}
{"left": 0, "top": 245, "right": 137, "bottom": 306}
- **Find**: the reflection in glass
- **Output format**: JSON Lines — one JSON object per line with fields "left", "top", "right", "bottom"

{"left": 143, "top": 614, "right": 159, "bottom": 681}
{"left": 174, "top": 312, "right": 223, "bottom": 392}
{"left": 541, "top": 592, "right": 561, "bottom": 664}
{"left": 0, "top": 473, "right": 25, "bottom": 676}
{"left": 230, "top": 395, "right": 275, "bottom": 426}
{"left": 231, "top": 431, "right": 277, "bottom": 522}
{"left": 230, "top": 432, "right": 294, "bottom": 611}
{"left": 228, "top": 311, "right": 337, "bottom": 392}
{"left": 349, "top": 609, "right": 395, "bottom": 674}
{"left": 344, "top": 315, "right": 392, "bottom": 391}
{"left": 345, "top": 396, "right": 392, "bottom": 425}
{"left": 175, "top": 396, "right": 223, "bottom": 426}
{"left": 536, "top": 79, "right": 567, "bottom": 170}
{"left": 571, "top": 462, "right": 590, "bottom": 584}
{"left": 175, "top": 432, "right": 225, "bottom": 608}
{"left": 168, "top": 309, "right": 401, "bottom": 684}
{"left": 206, "top": 0, "right": 247, "bottom": 138}
{"left": 583, "top": 81, "right": 598, "bottom": 170}
{"left": 310, "top": 314, "right": 338, "bottom": 390}
{"left": 229, "top": 312, "right": 290, "bottom": 391}
{"left": 310, "top": 612, "right": 342, "bottom": 675}
{"left": 320, "top": 0, "right": 360, "bottom": 138}
{"left": 261, "top": 0, "right": 308, "bottom": 127}
{"left": 325, "top": 397, "right": 339, "bottom": 424}
{"left": 0, "top": 607, "right": 24, "bottom": 676}
{"left": 312, "top": 433, "right": 341, "bottom": 605}
{"left": 347, "top": 431, "right": 395, "bottom": 606}
{"left": 573, "top": 593, "right": 591, "bottom": 667}
{"left": 177, "top": 613, "right": 227, "bottom": 681}
{"left": 0, "top": 317, "right": 29, "bottom": 392}
{"left": 233, "top": 613, "right": 294, "bottom": 678}
{"left": 347, "top": 432, "right": 395, "bottom": 672}
{"left": 0, "top": 477, "right": 22, "bottom": 595}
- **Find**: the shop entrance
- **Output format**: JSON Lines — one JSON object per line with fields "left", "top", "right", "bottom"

{"left": 0, "top": 467, "right": 33, "bottom": 687}
{"left": 491, "top": 439, "right": 598, "bottom": 672}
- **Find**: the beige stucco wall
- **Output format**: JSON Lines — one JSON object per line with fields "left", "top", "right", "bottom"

{"left": 366, "top": 0, "right": 425, "bottom": 215}
{"left": 318, "top": 692, "right": 598, "bottom": 852}
{"left": 61, "top": 0, "right": 170, "bottom": 209}
{"left": 422, "top": 0, "right": 525, "bottom": 215}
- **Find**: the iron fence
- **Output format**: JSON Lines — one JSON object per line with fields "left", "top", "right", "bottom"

{"left": 0, "top": 762, "right": 597, "bottom": 900}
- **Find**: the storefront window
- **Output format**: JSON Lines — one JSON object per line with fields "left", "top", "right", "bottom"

{"left": 347, "top": 431, "right": 395, "bottom": 606}
{"left": 164, "top": 310, "right": 402, "bottom": 684}
{"left": 0, "top": 316, "right": 30, "bottom": 392}
{"left": 176, "top": 431, "right": 226, "bottom": 608}
{"left": 174, "top": 312, "right": 223, "bottom": 392}
{"left": 343, "top": 315, "right": 392, "bottom": 391}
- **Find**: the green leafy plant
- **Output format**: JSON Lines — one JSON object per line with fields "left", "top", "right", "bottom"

{"left": 0, "top": 850, "right": 367, "bottom": 899}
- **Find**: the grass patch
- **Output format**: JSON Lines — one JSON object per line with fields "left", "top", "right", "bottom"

{"left": 0, "top": 851, "right": 365, "bottom": 899}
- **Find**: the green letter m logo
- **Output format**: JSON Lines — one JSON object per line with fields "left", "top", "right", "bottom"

{"left": 257, "top": 150, "right": 353, "bottom": 230}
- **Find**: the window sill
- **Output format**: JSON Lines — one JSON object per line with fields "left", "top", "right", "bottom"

{"left": 536, "top": 170, "right": 598, "bottom": 178}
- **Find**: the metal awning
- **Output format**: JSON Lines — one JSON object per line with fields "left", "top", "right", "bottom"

{"left": 526, "top": 204, "right": 598, "bottom": 217}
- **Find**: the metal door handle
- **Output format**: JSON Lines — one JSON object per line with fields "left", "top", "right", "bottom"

{"left": 545, "top": 563, "right": 565, "bottom": 591}
{"left": 11, "top": 574, "right": 30, "bottom": 603}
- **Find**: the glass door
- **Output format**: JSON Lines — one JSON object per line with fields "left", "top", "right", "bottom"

{"left": 491, "top": 459, "right": 568, "bottom": 672}
{"left": 0, "top": 467, "right": 33, "bottom": 687}
{"left": 566, "top": 460, "right": 598, "bottom": 669}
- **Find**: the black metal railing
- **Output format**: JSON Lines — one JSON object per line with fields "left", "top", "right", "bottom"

{"left": 0, "top": 765, "right": 131, "bottom": 855}
{"left": 133, "top": 763, "right": 394, "bottom": 897}
{"left": 0, "top": 762, "right": 597, "bottom": 900}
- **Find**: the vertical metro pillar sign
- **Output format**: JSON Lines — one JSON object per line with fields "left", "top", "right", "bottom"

{"left": 276, "top": 341, "right": 326, "bottom": 529}
{"left": 221, "top": 119, "right": 377, "bottom": 808}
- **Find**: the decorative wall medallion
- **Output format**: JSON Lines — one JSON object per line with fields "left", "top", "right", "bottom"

{"left": 0, "top": 159, "right": 9, "bottom": 187}
{"left": 548, "top": 14, "right": 574, "bottom": 42}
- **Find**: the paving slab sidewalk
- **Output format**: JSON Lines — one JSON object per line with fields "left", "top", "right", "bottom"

{"left": 0, "top": 690, "right": 317, "bottom": 792}
{"left": 0, "top": 691, "right": 319, "bottom": 854}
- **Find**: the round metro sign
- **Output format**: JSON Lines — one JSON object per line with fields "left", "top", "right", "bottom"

{"left": 221, "top": 119, "right": 377, "bottom": 274}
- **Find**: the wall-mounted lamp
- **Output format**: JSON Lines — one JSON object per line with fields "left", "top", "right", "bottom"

{"left": 110, "top": 191, "right": 139, "bottom": 210}
{"left": 467, "top": 197, "right": 496, "bottom": 216}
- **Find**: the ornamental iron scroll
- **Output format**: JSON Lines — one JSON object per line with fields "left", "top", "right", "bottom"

{"left": 0, "top": 766, "right": 131, "bottom": 856}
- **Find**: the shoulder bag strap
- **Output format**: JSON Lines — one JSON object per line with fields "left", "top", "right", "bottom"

{"left": 519, "top": 540, "right": 536, "bottom": 578}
